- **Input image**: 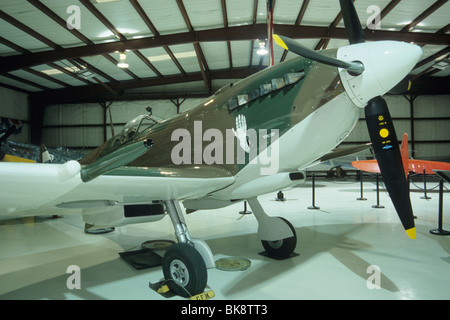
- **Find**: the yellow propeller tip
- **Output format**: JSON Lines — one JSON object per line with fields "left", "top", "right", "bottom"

{"left": 273, "top": 34, "right": 289, "bottom": 51}
{"left": 405, "top": 227, "right": 416, "bottom": 239}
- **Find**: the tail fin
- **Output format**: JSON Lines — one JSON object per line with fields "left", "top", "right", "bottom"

{"left": 40, "top": 144, "right": 53, "bottom": 163}
{"left": 400, "top": 133, "right": 409, "bottom": 177}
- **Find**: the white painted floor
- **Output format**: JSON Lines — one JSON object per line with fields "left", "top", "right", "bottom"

{"left": 1, "top": 176, "right": 449, "bottom": 300}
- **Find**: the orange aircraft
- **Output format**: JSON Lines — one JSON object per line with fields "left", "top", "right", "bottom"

{"left": 352, "top": 133, "right": 450, "bottom": 176}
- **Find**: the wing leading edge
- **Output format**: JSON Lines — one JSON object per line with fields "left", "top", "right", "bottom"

{"left": 0, "top": 161, "right": 235, "bottom": 218}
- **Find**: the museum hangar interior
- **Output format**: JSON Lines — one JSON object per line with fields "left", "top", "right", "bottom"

{"left": 0, "top": 0, "right": 449, "bottom": 300}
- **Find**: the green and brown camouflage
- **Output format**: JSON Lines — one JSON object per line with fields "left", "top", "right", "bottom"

{"left": 80, "top": 49, "right": 345, "bottom": 180}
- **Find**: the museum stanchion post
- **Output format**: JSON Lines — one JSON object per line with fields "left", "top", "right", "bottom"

{"left": 276, "top": 190, "right": 286, "bottom": 202}
{"left": 421, "top": 169, "right": 431, "bottom": 200}
{"left": 308, "top": 173, "right": 320, "bottom": 210}
{"left": 239, "top": 201, "right": 252, "bottom": 215}
{"left": 430, "top": 176, "right": 450, "bottom": 236}
{"left": 372, "top": 173, "right": 384, "bottom": 209}
{"left": 357, "top": 170, "right": 367, "bottom": 201}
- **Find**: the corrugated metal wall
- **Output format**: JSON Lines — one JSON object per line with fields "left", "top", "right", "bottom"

{"left": 413, "top": 95, "right": 450, "bottom": 159}
{"left": 344, "top": 95, "right": 450, "bottom": 160}
{"left": 42, "top": 98, "right": 205, "bottom": 148}
{"left": 2, "top": 88, "right": 447, "bottom": 160}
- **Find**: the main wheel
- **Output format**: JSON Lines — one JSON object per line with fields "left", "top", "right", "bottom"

{"left": 162, "top": 243, "right": 207, "bottom": 298}
{"left": 261, "top": 217, "right": 297, "bottom": 259}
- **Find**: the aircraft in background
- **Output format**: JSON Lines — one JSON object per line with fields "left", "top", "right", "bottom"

{"left": 1, "top": 116, "right": 85, "bottom": 164}
{"left": 0, "top": 0, "right": 423, "bottom": 298}
{"left": 0, "top": 117, "right": 28, "bottom": 162}
{"left": 352, "top": 133, "right": 450, "bottom": 176}
{"left": 0, "top": 140, "right": 85, "bottom": 164}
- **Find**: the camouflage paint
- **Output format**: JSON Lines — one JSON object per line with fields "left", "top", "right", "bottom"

{"left": 80, "top": 49, "right": 345, "bottom": 178}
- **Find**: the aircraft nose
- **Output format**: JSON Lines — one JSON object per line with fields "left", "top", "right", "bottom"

{"left": 337, "top": 41, "right": 423, "bottom": 108}
{"left": 371, "top": 41, "right": 423, "bottom": 93}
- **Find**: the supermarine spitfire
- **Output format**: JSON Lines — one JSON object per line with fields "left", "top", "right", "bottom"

{"left": 0, "top": 0, "right": 423, "bottom": 297}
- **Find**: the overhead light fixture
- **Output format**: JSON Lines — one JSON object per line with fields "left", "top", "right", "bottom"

{"left": 257, "top": 40, "right": 268, "bottom": 56}
{"left": 76, "top": 68, "right": 95, "bottom": 79}
{"left": 117, "top": 51, "right": 129, "bottom": 68}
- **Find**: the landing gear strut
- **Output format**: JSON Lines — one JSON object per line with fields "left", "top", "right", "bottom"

{"left": 261, "top": 218, "right": 297, "bottom": 259}
{"left": 162, "top": 200, "right": 214, "bottom": 297}
{"left": 247, "top": 197, "right": 297, "bottom": 259}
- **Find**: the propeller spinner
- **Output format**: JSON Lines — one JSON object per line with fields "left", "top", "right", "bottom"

{"left": 274, "top": 0, "right": 423, "bottom": 239}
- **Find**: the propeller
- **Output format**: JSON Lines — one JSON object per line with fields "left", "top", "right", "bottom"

{"left": 274, "top": 0, "right": 416, "bottom": 239}
{"left": 389, "top": 77, "right": 413, "bottom": 94}
{"left": 273, "top": 35, "right": 365, "bottom": 75}
{"left": 365, "top": 96, "right": 415, "bottom": 238}
{"left": 339, "top": 0, "right": 365, "bottom": 44}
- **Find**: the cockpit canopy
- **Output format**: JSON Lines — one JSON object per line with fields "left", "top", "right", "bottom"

{"left": 119, "top": 114, "right": 158, "bottom": 143}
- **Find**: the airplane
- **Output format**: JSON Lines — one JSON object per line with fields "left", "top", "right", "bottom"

{"left": 0, "top": 118, "right": 24, "bottom": 161}
{"left": 352, "top": 133, "right": 450, "bottom": 176}
{"left": 1, "top": 139, "right": 84, "bottom": 164}
{"left": 1, "top": 116, "right": 85, "bottom": 164}
{"left": 1, "top": 117, "right": 42, "bottom": 163}
{"left": 0, "top": 0, "right": 423, "bottom": 298}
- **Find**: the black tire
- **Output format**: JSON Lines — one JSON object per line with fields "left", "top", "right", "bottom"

{"left": 261, "top": 217, "right": 297, "bottom": 259}
{"left": 162, "top": 243, "right": 207, "bottom": 298}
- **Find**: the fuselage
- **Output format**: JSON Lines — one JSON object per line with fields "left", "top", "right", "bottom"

{"left": 77, "top": 49, "right": 363, "bottom": 204}
{"left": 82, "top": 49, "right": 359, "bottom": 190}
{"left": 0, "top": 41, "right": 422, "bottom": 217}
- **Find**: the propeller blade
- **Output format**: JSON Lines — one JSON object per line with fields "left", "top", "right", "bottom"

{"left": 273, "top": 34, "right": 364, "bottom": 75}
{"left": 365, "top": 96, "right": 416, "bottom": 239}
{"left": 388, "top": 77, "right": 413, "bottom": 94}
{"left": 339, "top": 0, "right": 365, "bottom": 44}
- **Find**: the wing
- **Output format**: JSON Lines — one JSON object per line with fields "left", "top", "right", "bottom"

{"left": 1, "top": 154, "right": 36, "bottom": 163}
{"left": 319, "top": 143, "right": 371, "bottom": 163}
{"left": 408, "top": 159, "right": 450, "bottom": 174}
{"left": 0, "top": 161, "right": 235, "bottom": 218}
{"left": 351, "top": 159, "right": 380, "bottom": 173}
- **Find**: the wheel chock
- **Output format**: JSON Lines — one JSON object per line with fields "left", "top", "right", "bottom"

{"left": 157, "top": 284, "right": 170, "bottom": 294}
{"left": 189, "top": 289, "right": 215, "bottom": 301}
{"left": 153, "top": 281, "right": 215, "bottom": 300}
